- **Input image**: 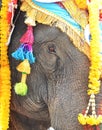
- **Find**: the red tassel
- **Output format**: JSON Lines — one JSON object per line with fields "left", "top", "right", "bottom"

{"left": 20, "top": 26, "right": 34, "bottom": 45}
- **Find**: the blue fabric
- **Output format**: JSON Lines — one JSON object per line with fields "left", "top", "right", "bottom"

{"left": 100, "top": 22, "right": 102, "bottom": 43}
{"left": 32, "top": 0, "right": 81, "bottom": 31}
{"left": 12, "top": 44, "right": 36, "bottom": 64}
{"left": 100, "top": 22, "right": 102, "bottom": 30}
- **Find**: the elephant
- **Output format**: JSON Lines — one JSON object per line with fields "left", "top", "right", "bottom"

{"left": 8, "top": 10, "right": 102, "bottom": 130}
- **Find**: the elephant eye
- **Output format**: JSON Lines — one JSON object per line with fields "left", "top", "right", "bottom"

{"left": 48, "top": 44, "right": 56, "bottom": 53}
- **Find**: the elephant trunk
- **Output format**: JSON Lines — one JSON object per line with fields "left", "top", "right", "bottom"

{"left": 46, "top": 56, "right": 90, "bottom": 130}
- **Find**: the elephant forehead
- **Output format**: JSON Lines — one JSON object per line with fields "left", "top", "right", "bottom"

{"left": 34, "top": 24, "right": 61, "bottom": 43}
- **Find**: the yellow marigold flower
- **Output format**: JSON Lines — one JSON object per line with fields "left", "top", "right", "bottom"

{"left": 87, "top": 88, "right": 100, "bottom": 95}
{"left": 95, "top": 116, "right": 102, "bottom": 125}
{"left": 86, "top": 116, "right": 97, "bottom": 125}
{"left": 98, "top": 116, "right": 102, "bottom": 123}
{"left": 78, "top": 113, "right": 86, "bottom": 125}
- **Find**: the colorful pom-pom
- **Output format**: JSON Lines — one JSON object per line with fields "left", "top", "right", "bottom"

{"left": 14, "top": 82, "right": 28, "bottom": 96}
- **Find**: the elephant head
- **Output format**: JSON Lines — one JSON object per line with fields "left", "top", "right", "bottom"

{"left": 8, "top": 10, "right": 92, "bottom": 130}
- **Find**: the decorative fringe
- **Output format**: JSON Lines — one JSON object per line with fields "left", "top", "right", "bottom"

{"left": 20, "top": 0, "right": 90, "bottom": 59}
{"left": 25, "top": 17, "right": 36, "bottom": 26}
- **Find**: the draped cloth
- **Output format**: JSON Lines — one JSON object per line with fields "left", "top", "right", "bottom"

{"left": 32, "top": 0, "right": 81, "bottom": 30}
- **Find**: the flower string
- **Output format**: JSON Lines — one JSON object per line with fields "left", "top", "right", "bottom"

{"left": 0, "top": 0, "right": 17, "bottom": 129}
{"left": 88, "top": 0, "right": 101, "bottom": 96}
{"left": 78, "top": 0, "right": 102, "bottom": 126}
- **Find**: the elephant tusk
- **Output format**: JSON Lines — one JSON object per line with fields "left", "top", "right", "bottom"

{"left": 47, "top": 127, "right": 55, "bottom": 130}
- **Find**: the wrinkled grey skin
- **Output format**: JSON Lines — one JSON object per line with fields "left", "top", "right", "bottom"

{"left": 8, "top": 11, "right": 93, "bottom": 130}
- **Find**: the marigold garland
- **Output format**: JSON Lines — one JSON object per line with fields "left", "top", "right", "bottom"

{"left": 78, "top": 0, "right": 102, "bottom": 126}
{"left": 0, "top": 0, "right": 12, "bottom": 129}
{"left": 88, "top": 1, "right": 101, "bottom": 95}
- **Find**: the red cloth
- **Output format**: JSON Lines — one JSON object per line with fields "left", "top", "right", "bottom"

{"left": 7, "top": 0, "right": 18, "bottom": 24}
{"left": 55, "top": 2, "right": 65, "bottom": 8}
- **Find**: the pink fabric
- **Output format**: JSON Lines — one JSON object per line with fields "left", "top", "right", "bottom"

{"left": 20, "top": 26, "right": 34, "bottom": 45}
